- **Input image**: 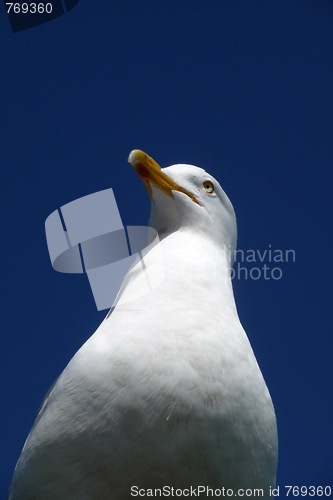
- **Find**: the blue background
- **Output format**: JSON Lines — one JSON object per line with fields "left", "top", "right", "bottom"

{"left": 1, "top": 0, "right": 332, "bottom": 496}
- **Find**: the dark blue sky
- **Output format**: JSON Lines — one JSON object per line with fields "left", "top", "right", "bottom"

{"left": 1, "top": 0, "right": 333, "bottom": 496}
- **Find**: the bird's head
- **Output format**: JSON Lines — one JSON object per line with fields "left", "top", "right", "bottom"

{"left": 128, "top": 150, "right": 237, "bottom": 264}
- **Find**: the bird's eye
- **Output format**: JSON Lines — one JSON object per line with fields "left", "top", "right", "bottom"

{"left": 203, "top": 180, "right": 214, "bottom": 193}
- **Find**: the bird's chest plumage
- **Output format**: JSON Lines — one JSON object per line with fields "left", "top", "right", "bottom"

{"left": 14, "top": 294, "right": 276, "bottom": 499}
{"left": 55, "top": 286, "right": 276, "bottom": 494}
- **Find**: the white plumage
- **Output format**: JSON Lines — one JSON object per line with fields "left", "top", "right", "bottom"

{"left": 9, "top": 151, "right": 277, "bottom": 499}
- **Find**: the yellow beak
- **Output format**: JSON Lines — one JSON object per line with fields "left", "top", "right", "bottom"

{"left": 128, "top": 150, "right": 198, "bottom": 204}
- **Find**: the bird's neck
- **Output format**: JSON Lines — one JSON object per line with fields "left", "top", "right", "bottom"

{"left": 156, "top": 228, "right": 237, "bottom": 309}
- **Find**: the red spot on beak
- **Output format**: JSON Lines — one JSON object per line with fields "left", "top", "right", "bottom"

{"left": 136, "top": 161, "right": 151, "bottom": 179}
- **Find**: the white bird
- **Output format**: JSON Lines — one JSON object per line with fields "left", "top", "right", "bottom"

{"left": 8, "top": 150, "right": 278, "bottom": 499}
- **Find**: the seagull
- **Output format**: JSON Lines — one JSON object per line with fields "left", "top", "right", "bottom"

{"left": 8, "top": 150, "right": 278, "bottom": 499}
